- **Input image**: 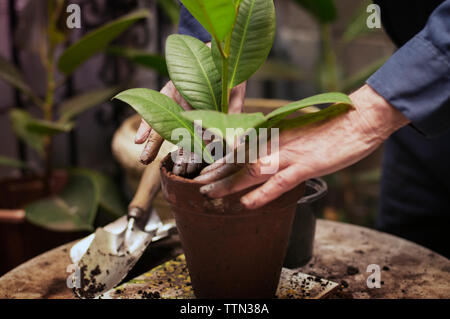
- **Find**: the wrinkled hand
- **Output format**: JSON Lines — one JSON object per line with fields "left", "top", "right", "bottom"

{"left": 195, "top": 85, "right": 410, "bottom": 209}
{"left": 134, "top": 80, "right": 247, "bottom": 171}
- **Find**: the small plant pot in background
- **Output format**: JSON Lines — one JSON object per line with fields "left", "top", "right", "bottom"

{"left": 160, "top": 155, "right": 305, "bottom": 299}
{"left": 283, "top": 178, "right": 328, "bottom": 269}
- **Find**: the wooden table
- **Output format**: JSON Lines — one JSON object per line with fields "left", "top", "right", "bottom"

{"left": 0, "top": 220, "right": 448, "bottom": 299}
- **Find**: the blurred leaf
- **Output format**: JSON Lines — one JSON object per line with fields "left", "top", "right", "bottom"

{"left": 166, "top": 35, "right": 221, "bottom": 111}
{"left": 342, "top": 1, "right": 375, "bottom": 43}
{"left": 253, "top": 59, "right": 302, "bottom": 81}
{"left": 59, "top": 87, "right": 119, "bottom": 123}
{"left": 180, "top": 0, "right": 236, "bottom": 42}
{"left": 27, "top": 119, "right": 73, "bottom": 135}
{"left": 0, "top": 156, "right": 29, "bottom": 169}
{"left": 9, "top": 109, "right": 45, "bottom": 156}
{"left": 107, "top": 46, "right": 168, "bottom": 76}
{"left": 25, "top": 171, "right": 99, "bottom": 232}
{"left": 157, "top": 0, "right": 180, "bottom": 25}
{"left": 0, "top": 55, "right": 41, "bottom": 105}
{"left": 181, "top": 110, "right": 266, "bottom": 146}
{"left": 293, "top": 0, "right": 337, "bottom": 24}
{"left": 73, "top": 169, "right": 126, "bottom": 218}
{"left": 277, "top": 103, "right": 352, "bottom": 131}
{"left": 58, "top": 9, "right": 150, "bottom": 75}
{"left": 341, "top": 57, "right": 388, "bottom": 93}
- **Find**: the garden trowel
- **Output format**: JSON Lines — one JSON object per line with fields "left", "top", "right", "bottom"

{"left": 71, "top": 158, "right": 174, "bottom": 299}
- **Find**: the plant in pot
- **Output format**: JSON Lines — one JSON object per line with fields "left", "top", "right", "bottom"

{"left": 115, "top": 0, "right": 353, "bottom": 298}
{"left": 0, "top": 3, "right": 152, "bottom": 274}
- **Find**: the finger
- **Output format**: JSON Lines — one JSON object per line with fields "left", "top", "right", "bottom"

{"left": 172, "top": 149, "right": 188, "bottom": 176}
{"left": 229, "top": 82, "right": 246, "bottom": 114}
{"left": 186, "top": 153, "right": 201, "bottom": 175}
{"left": 199, "top": 159, "right": 226, "bottom": 175}
{"left": 194, "top": 163, "right": 241, "bottom": 183}
{"left": 135, "top": 120, "right": 151, "bottom": 144}
{"left": 140, "top": 131, "right": 164, "bottom": 165}
{"left": 199, "top": 162, "right": 270, "bottom": 198}
{"left": 241, "top": 164, "right": 303, "bottom": 210}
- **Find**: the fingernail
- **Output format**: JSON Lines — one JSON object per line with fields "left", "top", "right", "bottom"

{"left": 241, "top": 197, "right": 253, "bottom": 208}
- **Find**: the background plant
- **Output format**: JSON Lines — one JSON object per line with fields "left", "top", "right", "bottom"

{"left": 0, "top": 2, "right": 153, "bottom": 231}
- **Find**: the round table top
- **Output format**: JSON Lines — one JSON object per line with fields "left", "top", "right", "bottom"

{"left": 0, "top": 219, "right": 448, "bottom": 299}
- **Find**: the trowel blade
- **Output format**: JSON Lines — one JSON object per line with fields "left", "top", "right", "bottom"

{"left": 72, "top": 209, "right": 162, "bottom": 299}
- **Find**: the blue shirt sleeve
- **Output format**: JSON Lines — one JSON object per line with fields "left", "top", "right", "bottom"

{"left": 178, "top": 2, "right": 212, "bottom": 42}
{"left": 367, "top": 0, "right": 450, "bottom": 138}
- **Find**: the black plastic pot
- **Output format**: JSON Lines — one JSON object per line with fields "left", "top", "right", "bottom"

{"left": 283, "top": 178, "right": 328, "bottom": 269}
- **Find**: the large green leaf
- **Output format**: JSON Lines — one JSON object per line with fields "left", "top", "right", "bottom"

{"left": 181, "top": 110, "right": 266, "bottom": 146}
{"left": 293, "top": 0, "right": 337, "bottom": 24}
{"left": 180, "top": 0, "right": 236, "bottom": 42}
{"left": 106, "top": 46, "right": 168, "bottom": 76}
{"left": 114, "top": 88, "right": 210, "bottom": 160}
{"left": 166, "top": 35, "right": 221, "bottom": 111}
{"left": 59, "top": 87, "right": 119, "bottom": 123}
{"left": 0, "top": 155, "right": 29, "bottom": 170}
{"left": 25, "top": 172, "right": 99, "bottom": 232}
{"left": 9, "top": 109, "right": 45, "bottom": 156}
{"left": 277, "top": 103, "right": 352, "bottom": 131}
{"left": 213, "top": 0, "right": 276, "bottom": 88}
{"left": 266, "top": 92, "right": 352, "bottom": 126}
{"left": 0, "top": 55, "right": 40, "bottom": 105}
{"left": 58, "top": 9, "right": 150, "bottom": 75}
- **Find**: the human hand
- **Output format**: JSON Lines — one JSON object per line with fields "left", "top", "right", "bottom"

{"left": 196, "top": 85, "right": 410, "bottom": 209}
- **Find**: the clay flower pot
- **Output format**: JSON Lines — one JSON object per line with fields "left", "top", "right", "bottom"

{"left": 160, "top": 155, "right": 305, "bottom": 298}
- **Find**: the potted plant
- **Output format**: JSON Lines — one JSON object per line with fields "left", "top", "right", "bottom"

{"left": 115, "top": 0, "right": 353, "bottom": 298}
{"left": 0, "top": 3, "right": 153, "bottom": 274}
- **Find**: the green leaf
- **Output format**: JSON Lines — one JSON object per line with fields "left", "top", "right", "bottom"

{"left": 114, "top": 88, "right": 210, "bottom": 160}
{"left": 293, "top": 0, "right": 337, "bottom": 24}
{"left": 166, "top": 35, "right": 221, "bottom": 111}
{"left": 0, "top": 55, "right": 40, "bottom": 105}
{"left": 27, "top": 119, "right": 73, "bottom": 135}
{"left": 342, "top": 1, "right": 375, "bottom": 43}
{"left": 214, "top": 0, "right": 276, "bottom": 88}
{"left": 59, "top": 87, "right": 120, "bottom": 123}
{"left": 341, "top": 57, "right": 388, "bottom": 93}
{"left": 180, "top": 0, "right": 236, "bottom": 42}
{"left": 72, "top": 169, "right": 126, "bottom": 218}
{"left": 9, "top": 109, "right": 45, "bottom": 156}
{"left": 25, "top": 172, "right": 99, "bottom": 232}
{"left": 58, "top": 9, "right": 150, "bottom": 75}
{"left": 0, "top": 155, "right": 29, "bottom": 169}
{"left": 106, "top": 46, "right": 168, "bottom": 76}
{"left": 253, "top": 59, "right": 302, "bottom": 81}
{"left": 266, "top": 92, "right": 352, "bottom": 125}
{"left": 157, "top": 0, "right": 180, "bottom": 25}
{"left": 181, "top": 110, "right": 266, "bottom": 146}
{"left": 277, "top": 103, "right": 352, "bottom": 131}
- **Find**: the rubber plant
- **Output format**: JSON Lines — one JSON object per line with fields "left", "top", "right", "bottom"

{"left": 115, "top": 0, "right": 356, "bottom": 298}
{"left": 0, "top": 2, "right": 152, "bottom": 231}
{"left": 115, "top": 0, "right": 353, "bottom": 169}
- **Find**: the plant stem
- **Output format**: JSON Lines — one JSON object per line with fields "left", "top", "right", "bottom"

{"left": 221, "top": 57, "right": 229, "bottom": 113}
{"left": 320, "top": 24, "right": 339, "bottom": 92}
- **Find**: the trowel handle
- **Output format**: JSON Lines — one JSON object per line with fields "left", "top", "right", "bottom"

{"left": 128, "top": 159, "right": 161, "bottom": 219}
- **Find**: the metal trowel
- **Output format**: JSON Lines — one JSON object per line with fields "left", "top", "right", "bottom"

{"left": 71, "top": 159, "right": 174, "bottom": 299}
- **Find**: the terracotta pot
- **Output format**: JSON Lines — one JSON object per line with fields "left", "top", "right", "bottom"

{"left": 160, "top": 155, "right": 305, "bottom": 298}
